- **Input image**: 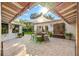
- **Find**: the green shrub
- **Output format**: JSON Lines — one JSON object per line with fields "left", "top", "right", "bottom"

{"left": 36, "top": 36, "right": 44, "bottom": 42}
{"left": 64, "top": 33, "right": 72, "bottom": 40}
{"left": 48, "top": 32, "right": 53, "bottom": 37}
{"left": 64, "top": 33, "right": 72, "bottom": 37}
{"left": 17, "top": 32, "right": 24, "bottom": 38}
{"left": 22, "top": 32, "right": 24, "bottom": 36}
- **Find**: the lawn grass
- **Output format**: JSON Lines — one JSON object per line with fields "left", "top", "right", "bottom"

{"left": 24, "top": 31, "right": 33, "bottom": 35}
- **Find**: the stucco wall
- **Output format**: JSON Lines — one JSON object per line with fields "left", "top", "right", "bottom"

{"left": 1, "top": 23, "right": 22, "bottom": 41}
{"left": 65, "top": 22, "right": 76, "bottom": 40}
{"left": 34, "top": 22, "right": 53, "bottom": 32}
{"left": 34, "top": 20, "right": 64, "bottom": 33}
{"left": 34, "top": 20, "right": 76, "bottom": 40}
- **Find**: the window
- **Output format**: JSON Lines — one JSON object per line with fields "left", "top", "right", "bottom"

{"left": 12, "top": 25, "right": 19, "bottom": 33}
{"left": 1, "top": 23, "right": 8, "bottom": 34}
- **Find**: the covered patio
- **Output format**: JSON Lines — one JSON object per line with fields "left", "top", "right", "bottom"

{"left": 3, "top": 35, "right": 75, "bottom": 56}
{"left": 0, "top": 2, "right": 77, "bottom": 56}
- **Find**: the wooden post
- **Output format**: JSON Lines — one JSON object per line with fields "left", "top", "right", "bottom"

{"left": 0, "top": 2, "right": 3, "bottom": 56}
{"left": 76, "top": 2, "right": 79, "bottom": 56}
{"left": 1, "top": 41, "right": 3, "bottom": 56}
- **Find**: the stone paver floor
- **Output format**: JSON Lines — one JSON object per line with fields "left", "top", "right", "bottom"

{"left": 2, "top": 35, "right": 75, "bottom": 56}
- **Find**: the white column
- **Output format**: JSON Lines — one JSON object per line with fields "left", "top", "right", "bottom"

{"left": 34, "top": 25, "right": 37, "bottom": 32}
{"left": 6, "top": 23, "right": 13, "bottom": 40}
{"left": 8, "top": 23, "right": 12, "bottom": 34}
{"left": 19, "top": 25, "right": 22, "bottom": 33}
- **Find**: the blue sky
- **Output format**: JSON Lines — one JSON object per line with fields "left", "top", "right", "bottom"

{"left": 18, "top": 4, "right": 61, "bottom": 21}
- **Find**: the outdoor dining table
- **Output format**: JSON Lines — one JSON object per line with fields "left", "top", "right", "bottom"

{"left": 36, "top": 32, "right": 47, "bottom": 40}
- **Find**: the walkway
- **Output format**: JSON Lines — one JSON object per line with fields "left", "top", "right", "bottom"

{"left": 2, "top": 35, "right": 75, "bottom": 56}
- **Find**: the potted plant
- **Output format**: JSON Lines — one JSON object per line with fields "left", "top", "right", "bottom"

{"left": 48, "top": 32, "right": 53, "bottom": 37}
{"left": 17, "top": 33, "right": 22, "bottom": 38}
{"left": 64, "top": 33, "right": 72, "bottom": 40}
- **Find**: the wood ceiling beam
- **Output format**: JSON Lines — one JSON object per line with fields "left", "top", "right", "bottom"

{"left": 2, "top": 12, "right": 14, "bottom": 18}
{"left": 9, "top": 3, "right": 33, "bottom": 23}
{"left": 66, "top": 16, "right": 76, "bottom": 20}
{"left": 2, "top": 4, "right": 17, "bottom": 14}
{"left": 11, "top": 2, "right": 23, "bottom": 9}
{"left": 62, "top": 9, "right": 77, "bottom": 16}
{"left": 59, "top": 3, "right": 77, "bottom": 13}
{"left": 2, "top": 14, "right": 13, "bottom": 19}
{"left": 2, "top": 11, "right": 14, "bottom": 17}
{"left": 2, "top": 16, "right": 11, "bottom": 21}
{"left": 65, "top": 13, "right": 76, "bottom": 19}
{"left": 66, "top": 16, "right": 76, "bottom": 23}
{"left": 2, "top": 14, "right": 12, "bottom": 19}
{"left": 54, "top": 10, "right": 70, "bottom": 24}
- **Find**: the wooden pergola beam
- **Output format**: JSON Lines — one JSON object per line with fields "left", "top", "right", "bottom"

{"left": 11, "top": 2, "right": 23, "bottom": 9}
{"left": 54, "top": 2, "right": 77, "bottom": 24}
{"left": 2, "top": 4, "right": 17, "bottom": 14}
{"left": 62, "top": 9, "right": 77, "bottom": 16}
{"left": 2, "top": 14, "right": 13, "bottom": 19}
{"left": 54, "top": 10, "right": 70, "bottom": 24}
{"left": 59, "top": 3, "right": 77, "bottom": 13}
{"left": 2, "top": 11, "right": 14, "bottom": 17}
{"left": 65, "top": 13, "right": 76, "bottom": 18}
{"left": 9, "top": 3, "right": 33, "bottom": 23}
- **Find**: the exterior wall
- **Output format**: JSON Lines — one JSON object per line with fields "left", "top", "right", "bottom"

{"left": 65, "top": 22, "right": 76, "bottom": 40}
{"left": 1, "top": 23, "right": 17, "bottom": 41}
{"left": 34, "top": 22, "right": 53, "bottom": 32}
{"left": 1, "top": 23, "right": 22, "bottom": 41}
{"left": 34, "top": 20, "right": 76, "bottom": 40}
{"left": 34, "top": 20, "right": 64, "bottom": 33}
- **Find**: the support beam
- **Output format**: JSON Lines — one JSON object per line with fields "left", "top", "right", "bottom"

{"left": 59, "top": 3, "right": 77, "bottom": 13}
{"left": 2, "top": 16, "right": 11, "bottom": 21}
{"left": 76, "top": 2, "right": 79, "bottom": 56}
{"left": 2, "top": 12, "right": 14, "bottom": 17}
{"left": 11, "top": 2, "right": 23, "bottom": 9}
{"left": 1, "top": 41, "right": 3, "bottom": 56}
{"left": 2, "top": 4, "right": 17, "bottom": 14}
{"left": 9, "top": 3, "right": 32, "bottom": 23}
{"left": 65, "top": 13, "right": 76, "bottom": 19}
{"left": 66, "top": 16, "right": 77, "bottom": 20}
{"left": 54, "top": 10, "right": 70, "bottom": 24}
{"left": 2, "top": 11, "right": 14, "bottom": 17}
{"left": 0, "top": 3, "right": 3, "bottom": 56}
{"left": 63, "top": 9, "right": 77, "bottom": 16}
{"left": 0, "top": 2, "right": 1, "bottom": 56}
{"left": 2, "top": 14, "right": 12, "bottom": 19}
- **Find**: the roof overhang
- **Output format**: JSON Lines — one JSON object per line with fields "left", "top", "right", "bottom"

{"left": 1, "top": 2, "right": 33, "bottom": 23}
{"left": 55, "top": 2, "right": 77, "bottom": 24}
